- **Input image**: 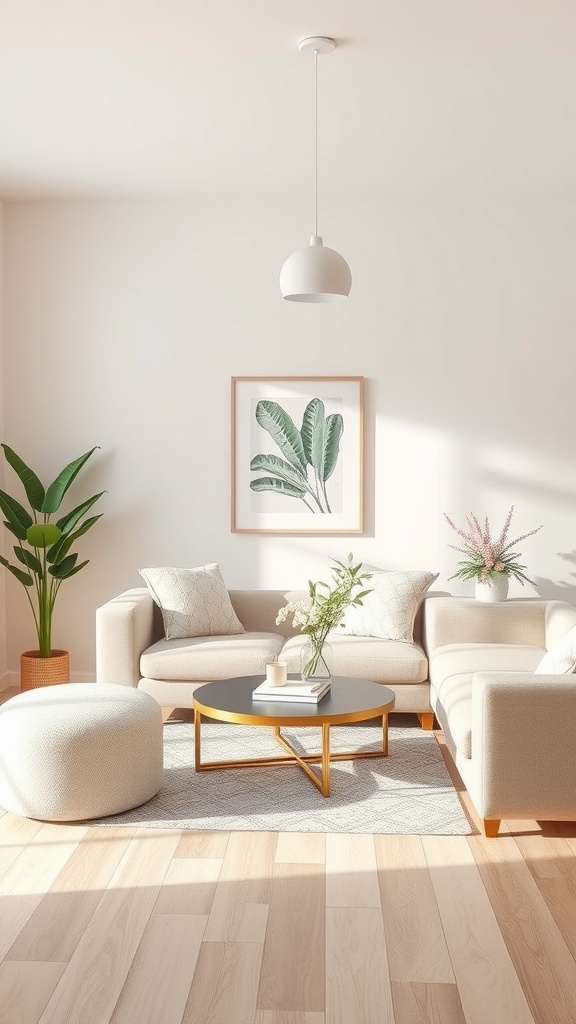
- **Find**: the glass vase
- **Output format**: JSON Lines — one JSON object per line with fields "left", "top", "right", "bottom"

{"left": 300, "top": 639, "right": 333, "bottom": 683}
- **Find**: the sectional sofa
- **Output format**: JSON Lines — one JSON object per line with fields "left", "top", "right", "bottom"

{"left": 96, "top": 586, "right": 576, "bottom": 836}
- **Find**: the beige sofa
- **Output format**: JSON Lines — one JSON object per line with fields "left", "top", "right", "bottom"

{"left": 424, "top": 597, "right": 576, "bottom": 836}
{"left": 96, "top": 587, "right": 576, "bottom": 837}
{"left": 95, "top": 587, "right": 438, "bottom": 726}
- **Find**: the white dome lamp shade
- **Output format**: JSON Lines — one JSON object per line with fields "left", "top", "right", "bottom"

{"left": 280, "top": 37, "right": 352, "bottom": 303}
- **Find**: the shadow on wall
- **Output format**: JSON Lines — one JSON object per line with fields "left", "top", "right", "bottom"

{"left": 534, "top": 551, "right": 576, "bottom": 602}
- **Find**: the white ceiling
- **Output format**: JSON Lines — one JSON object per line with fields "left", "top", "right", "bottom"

{"left": 1, "top": 0, "right": 575, "bottom": 199}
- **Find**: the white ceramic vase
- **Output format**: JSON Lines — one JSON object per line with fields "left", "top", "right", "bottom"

{"left": 474, "top": 576, "right": 509, "bottom": 603}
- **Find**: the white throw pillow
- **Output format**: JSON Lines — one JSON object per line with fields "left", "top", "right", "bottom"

{"left": 534, "top": 626, "right": 576, "bottom": 674}
{"left": 337, "top": 569, "right": 439, "bottom": 643}
{"left": 139, "top": 564, "right": 245, "bottom": 640}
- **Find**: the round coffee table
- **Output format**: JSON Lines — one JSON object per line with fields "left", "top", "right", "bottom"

{"left": 193, "top": 675, "right": 395, "bottom": 797}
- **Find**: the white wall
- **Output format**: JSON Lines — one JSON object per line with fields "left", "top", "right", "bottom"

{"left": 3, "top": 196, "right": 576, "bottom": 677}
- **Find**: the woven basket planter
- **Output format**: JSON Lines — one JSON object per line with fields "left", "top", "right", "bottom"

{"left": 20, "top": 650, "right": 70, "bottom": 691}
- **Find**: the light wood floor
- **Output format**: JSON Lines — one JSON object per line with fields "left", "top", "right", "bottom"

{"left": 1, "top": 689, "right": 576, "bottom": 1024}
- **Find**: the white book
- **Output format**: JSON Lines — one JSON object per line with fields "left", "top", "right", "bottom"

{"left": 253, "top": 679, "right": 331, "bottom": 703}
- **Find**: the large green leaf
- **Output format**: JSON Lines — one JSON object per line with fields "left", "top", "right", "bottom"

{"left": 301, "top": 399, "right": 327, "bottom": 478}
{"left": 49, "top": 557, "right": 89, "bottom": 580}
{"left": 56, "top": 492, "right": 105, "bottom": 534}
{"left": 0, "top": 554, "right": 33, "bottom": 586}
{"left": 250, "top": 477, "right": 307, "bottom": 499}
{"left": 1, "top": 445, "right": 46, "bottom": 511}
{"left": 14, "top": 546, "right": 43, "bottom": 576}
{"left": 42, "top": 447, "right": 100, "bottom": 514}
{"left": 48, "top": 553, "right": 78, "bottom": 578}
{"left": 255, "top": 402, "right": 306, "bottom": 471}
{"left": 323, "top": 413, "right": 344, "bottom": 481}
{"left": 0, "top": 490, "right": 32, "bottom": 539}
{"left": 27, "top": 523, "right": 62, "bottom": 548}
{"left": 250, "top": 454, "right": 310, "bottom": 490}
{"left": 47, "top": 514, "right": 103, "bottom": 564}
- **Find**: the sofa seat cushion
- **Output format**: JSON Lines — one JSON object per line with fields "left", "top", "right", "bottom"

{"left": 140, "top": 632, "right": 285, "bottom": 682}
{"left": 430, "top": 643, "right": 544, "bottom": 758}
{"left": 280, "top": 632, "right": 428, "bottom": 683}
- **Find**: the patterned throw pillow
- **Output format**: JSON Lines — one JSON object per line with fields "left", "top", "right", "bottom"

{"left": 337, "top": 569, "right": 439, "bottom": 643}
{"left": 139, "top": 564, "right": 245, "bottom": 640}
{"left": 534, "top": 626, "right": 576, "bottom": 674}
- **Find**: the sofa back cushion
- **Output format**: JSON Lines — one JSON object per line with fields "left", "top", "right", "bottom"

{"left": 423, "top": 597, "right": 549, "bottom": 655}
{"left": 228, "top": 590, "right": 301, "bottom": 639}
{"left": 336, "top": 569, "right": 439, "bottom": 642}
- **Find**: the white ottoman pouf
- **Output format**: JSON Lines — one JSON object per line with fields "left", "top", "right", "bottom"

{"left": 0, "top": 683, "right": 163, "bottom": 821}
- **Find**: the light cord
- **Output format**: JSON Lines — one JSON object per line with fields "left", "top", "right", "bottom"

{"left": 314, "top": 46, "right": 318, "bottom": 237}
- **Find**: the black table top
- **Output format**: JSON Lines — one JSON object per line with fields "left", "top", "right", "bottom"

{"left": 193, "top": 675, "right": 396, "bottom": 727}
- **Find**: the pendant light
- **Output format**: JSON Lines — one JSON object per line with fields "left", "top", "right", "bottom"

{"left": 280, "top": 36, "right": 352, "bottom": 303}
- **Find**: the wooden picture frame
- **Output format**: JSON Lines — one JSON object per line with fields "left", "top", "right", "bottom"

{"left": 231, "top": 376, "right": 364, "bottom": 534}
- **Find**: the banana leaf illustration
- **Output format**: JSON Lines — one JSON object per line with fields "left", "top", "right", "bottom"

{"left": 250, "top": 398, "right": 344, "bottom": 513}
{"left": 254, "top": 401, "right": 307, "bottom": 470}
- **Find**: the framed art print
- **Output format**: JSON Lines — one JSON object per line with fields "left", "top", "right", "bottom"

{"left": 231, "top": 376, "right": 364, "bottom": 534}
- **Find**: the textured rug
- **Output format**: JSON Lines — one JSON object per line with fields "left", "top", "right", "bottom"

{"left": 95, "top": 715, "right": 474, "bottom": 835}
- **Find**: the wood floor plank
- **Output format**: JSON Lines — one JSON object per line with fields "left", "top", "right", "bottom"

{"left": 470, "top": 832, "right": 576, "bottom": 1024}
{"left": 109, "top": 914, "right": 207, "bottom": 1024}
{"left": 256, "top": 1013, "right": 324, "bottom": 1024}
{"left": 375, "top": 835, "right": 455, "bottom": 984}
{"left": 0, "top": 961, "right": 66, "bottom": 1024}
{"left": 7, "top": 827, "right": 136, "bottom": 962}
{"left": 513, "top": 834, "right": 575, "bottom": 881}
{"left": 153, "top": 857, "right": 222, "bottom": 916}
{"left": 258, "top": 862, "right": 325, "bottom": 1013}
{"left": 326, "top": 906, "right": 395, "bottom": 1024}
{"left": 0, "top": 813, "right": 44, "bottom": 881}
{"left": 181, "top": 941, "right": 263, "bottom": 1024}
{"left": 275, "top": 832, "right": 325, "bottom": 864}
{"left": 326, "top": 833, "right": 380, "bottom": 908}
{"left": 559, "top": 835, "right": 576, "bottom": 858}
{"left": 203, "top": 831, "right": 276, "bottom": 942}
{"left": 0, "top": 823, "right": 87, "bottom": 961}
{"left": 423, "top": 836, "right": 535, "bottom": 1024}
{"left": 174, "top": 831, "right": 230, "bottom": 858}
{"left": 37, "top": 829, "right": 181, "bottom": 1024}
{"left": 515, "top": 833, "right": 576, "bottom": 958}
{"left": 390, "top": 982, "right": 467, "bottom": 1024}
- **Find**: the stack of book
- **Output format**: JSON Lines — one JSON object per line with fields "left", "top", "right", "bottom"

{"left": 252, "top": 678, "right": 331, "bottom": 703}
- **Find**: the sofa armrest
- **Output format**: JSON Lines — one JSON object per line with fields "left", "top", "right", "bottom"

{"left": 471, "top": 671, "right": 576, "bottom": 819}
{"left": 96, "top": 588, "right": 156, "bottom": 687}
{"left": 423, "top": 597, "right": 550, "bottom": 655}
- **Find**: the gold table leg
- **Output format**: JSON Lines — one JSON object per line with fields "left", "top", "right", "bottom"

{"left": 194, "top": 708, "right": 202, "bottom": 771}
{"left": 193, "top": 713, "right": 390, "bottom": 799}
{"left": 321, "top": 722, "right": 331, "bottom": 796}
{"left": 273, "top": 726, "right": 331, "bottom": 797}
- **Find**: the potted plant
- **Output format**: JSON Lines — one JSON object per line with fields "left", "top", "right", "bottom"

{"left": 0, "top": 444, "right": 105, "bottom": 688}
{"left": 444, "top": 505, "right": 543, "bottom": 602}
